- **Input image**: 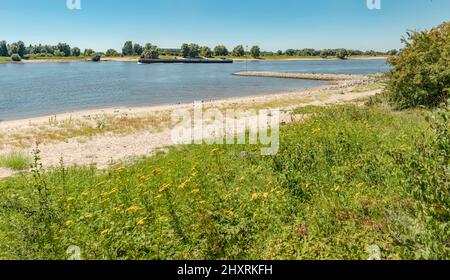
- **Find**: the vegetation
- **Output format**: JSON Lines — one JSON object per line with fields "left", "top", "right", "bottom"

{"left": 232, "top": 45, "right": 245, "bottom": 57}
{"left": 386, "top": 22, "right": 450, "bottom": 109}
{"left": 213, "top": 45, "right": 229, "bottom": 57}
{"left": 0, "top": 152, "right": 31, "bottom": 171}
{"left": 10, "top": 54, "right": 21, "bottom": 62}
{"left": 105, "top": 49, "right": 119, "bottom": 57}
{"left": 200, "top": 46, "right": 213, "bottom": 58}
{"left": 141, "top": 44, "right": 160, "bottom": 59}
{"left": 0, "top": 105, "right": 448, "bottom": 260}
{"left": 122, "top": 41, "right": 134, "bottom": 56}
{"left": 91, "top": 54, "right": 101, "bottom": 62}
{"left": 250, "top": 46, "right": 261, "bottom": 58}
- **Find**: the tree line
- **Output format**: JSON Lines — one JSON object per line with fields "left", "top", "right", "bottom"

{"left": 0, "top": 39, "right": 397, "bottom": 60}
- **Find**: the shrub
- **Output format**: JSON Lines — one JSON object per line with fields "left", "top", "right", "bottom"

{"left": 386, "top": 22, "right": 450, "bottom": 109}
{"left": 91, "top": 54, "right": 101, "bottom": 62}
{"left": 11, "top": 54, "right": 21, "bottom": 62}
{"left": 141, "top": 44, "right": 159, "bottom": 59}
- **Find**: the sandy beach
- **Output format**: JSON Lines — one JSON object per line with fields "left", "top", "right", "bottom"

{"left": 0, "top": 72, "right": 383, "bottom": 178}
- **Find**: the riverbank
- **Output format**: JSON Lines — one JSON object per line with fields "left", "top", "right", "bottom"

{"left": 0, "top": 72, "right": 384, "bottom": 178}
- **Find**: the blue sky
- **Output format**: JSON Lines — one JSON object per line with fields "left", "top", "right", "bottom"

{"left": 0, "top": 0, "right": 449, "bottom": 52}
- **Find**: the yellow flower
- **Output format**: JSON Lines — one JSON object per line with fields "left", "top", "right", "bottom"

{"left": 356, "top": 182, "right": 364, "bottom": 188}
{"left": 178, "top": 178, "right": 191, "bottom": 189}
{"left": 114, "top": 167, "right": 127, "bottom": 174}
{"left": 137, "top": 217, "right": 148, "bottom": 226}
{"left": 225, "top": 209, "right": 234, "bottom": 217}
{"left": 239, "top": 176, "right": 245, "bottom": 182}
{"left": 355, "top": 192, "right": 361, "bottom": 199}
{"left": 155, "top": 194, "right": 163, "bottom": 199}
{"left": 251, "top": 193, "right": 260, "bottom": 201}
{"left": 263, "top": 192, "right": 269, "bottom": 199}
{"left": 100, "top": 229, "right": 109, "bottom": 236}
{"left": 127, "top": 206, "right": 143, "bottom": 213}
{"left": 210, "top": 148, "right": 219, "bottom": 154}
{"left": 191, "top": 188, "right": 200, "bottom": 194}
{"left": 84, "top": 213, "right": 93, "bottom": 219}
{"left": 95, "top": 180, "right": 108, "bottom": 187}
{"left": 65, "top": 220, "right": 74, "bottom": 226}
{"left": 152, "top": 168, "right": 162, "bottom": 175}
{"left": 159, "top": 183, "right": 171, "bottom": 193}
{"left": 81, "top": 191, "right": 89, "bottom": 196}
{"left": 53, "top": 236, "right": 60, "bottom": 241}
{"left": 67, "top": 197, "right": 75, "bottom": 202}
{"left": 253, "top": 213, "right": 258, "bottom": 220}
{"left": 102, "top": 188, "right": 118, "bottom": 197}
{"left": 334, "top": 185, "right": 341, "bottom": 192}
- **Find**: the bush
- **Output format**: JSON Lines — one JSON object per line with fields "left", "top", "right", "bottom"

{"left": 91, "top": 54, "right": 101, "bottom": 62}
{"left": 11, "top": 54, "right": 21, "bottom": 62}
{"left": 386, "top": 22, "right": 450, "bottom": 109}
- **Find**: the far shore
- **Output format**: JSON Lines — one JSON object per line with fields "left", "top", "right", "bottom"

{"left": 0, "top": 55, "right": 388, "bottom": 64}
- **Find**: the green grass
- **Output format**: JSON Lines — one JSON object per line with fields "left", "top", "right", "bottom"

{"left": 0, "top": 105, "right": 448, "bottom": 260}
{"left": 0, "top": 57, "right": 11, "bottom": 63}
{"left": 0, "top": 152, "right": 31, "bottom": 170}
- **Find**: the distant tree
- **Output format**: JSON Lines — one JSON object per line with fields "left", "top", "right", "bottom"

{"left": 71, "top": 47, "right": 81, "bottom": 57}
{"left": 133, "top": 44, "right": 143, "bottom": 56}
{"left": 285, "top": 49, "right": 296, "bottom": 56}
{"left": 0, "top": 41, "right": 7, "bottom": 56}
{"left": 276, "top": 50, "right": 283, "bottom": 56}
{"left": 141, "top": 43, "right": 159, "bottom": 59}
{"left": 84, "top": 49, "right": 95, "bottom": 56}
{"left": 336, "top": 49, "right": 349, "bottom": 59}
{"left": 387, "top": 49, "right": 398, "bottom": 56}
{"left": 320, "top": 50, "right": 328, "bottom": 59}
{"left": 232, "top": 45, "right": 245, "bottom": 57}
{"left": 10, "top": 41, "right": 26, "bottom": 57}
{"left": 122, "top": 41, "right": 133, "bottom": 56}
{"left": 213, "top": 45, "right": 229, "bottom": 56}
{"left": 180, "top": 44, "right": 190, "bottom": 58}
{"left": 200, "top": 46, "right": 213, "bottom": 58}
{"left": 57, "top": 43, "right": 71, "bottom": 56}
{"left": 250, "top": 46, "right": 261, "bottom": 58}
{"left": 105, "top": 49, "right": 118, "bottom": 56}
{"left": 53, "top": 50, "right": 65, "bottom": 57}
{"left": 188, "top": 44, "right": 200, "bottom": 58}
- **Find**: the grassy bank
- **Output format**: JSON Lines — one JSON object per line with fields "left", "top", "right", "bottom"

{"left": 0, "top": 57, "right": 11, "bottom": 63}
{"left": 0, "top": 105, "right": 447, "bottom": 260}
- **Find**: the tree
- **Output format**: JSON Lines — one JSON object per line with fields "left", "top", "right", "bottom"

{"left": 214, "top": 45, "right": 229, "bottom": 56}
{"left": 276, "top": 50, "right": 283, "bottom": 56}
{"left": 57, "top": 43, "right": 71, "bottom": 56}
{"left": 71, "top": 47, "right": 81, "bottom": 57}
{"left": 141, "top": 43, "right": 159, "bottom": 59}
{"left": 232, "top": 45, "right": 245, "bottom": 57}
{"left": 250, "top": 46, "right": 261, "bottom": 58}
{"left": 336, "top": 49, "right": 348, "bottom": 59}
{"left": 133, "top": 44, "right": 143, "bottom": 56}
{"left": 387, "top": 49, "right": 398, "bottom": 56}
{"left": 320, "top": 50, "right": 328, "bottom": 59}
{"left": 122, "top": 41, "right": 133, "bottom": 56}
{"left": 285, "top": 49, "right": 296, "bottom": 56}
{"left": 200, "top": 46, "right": 213, "bottom": 58}
{"left": 53, "top": 50, "right": 65, "bottom": 57}
{"left": 106, "top": 49, "right": 119, "bottom": 56}
{"left": 91, "top": 53, "right": 101, "bottom": 62}
{"left": 180, "top": 44, "right": 190, "bottom": 58}
{"left": 0, "top": 41, "right": 7, "bottom": 56}
{"left": 386, "top": 22, "right": 450, "bottom": 109}
{"left": 188, "top": 44, "right": 200, "bottom": 58}
{"left": 10, "top": 41, "right": 26, "bottom": 57}
{"left": 84, "top": 49, "right": 95, "bottom": 56}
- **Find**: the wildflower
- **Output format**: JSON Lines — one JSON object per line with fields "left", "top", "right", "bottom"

{"left": 65, "top": 220, "right": 74, "bottom": 226}
{"left": 100, "top": 229, "right": 109, "bottom": 236}
{"left": 159, "top": 183, "right": 171, "bottom": 193}
{"left": 334, "top": 185, "right": 341, "bottom": 192}
{"left": 225, "top": 209, "right": 234, "bottom": 217}
{"left": 178, "top": 178, "right": 191, "bottom": 189}
{"left": 356, "top": 182, "right": 364, "bottom": 188}
{"left": 210, "top": 148, "right": 219, "bottom": 154}
{"left": 67, "top": 197, "right": 75, "bottom": 202}
{"left": 152, "top": 168, "right": 162, "bottom": 175}
{"left": 53, "top": 237, "right": 60, "bottom": 241}
{"left": 114, "top": 167, "right": 127, "bottom": 174}
{"left": 251, "top": 193, "right": 260, "bottom": 201}
{"left": 112, "top": 207, "right": 121, "bottom": 213}
{"left": 101, "top": 188, "right": 118, "bottom": 197}
{"left": 137, "top": 217, "right": 148, "bottom": 226}
{"left": 84, "top": 213, "right": 93, "bottom": 219}
{"left": 127, "top": 206, "right": 143, "bottom": 213}
{"left": 81, "top": 191, "right": 89, "bottom": 196}
{"left": 239, "top": 176, "right": 245, "bottom": 182}
{"left": 355, "top": 192, "right": 361, "bottom": 199}
{"left": 155, "top": 194, "right": 163, "bottom": 199}
{"left": 191, "top": 188, "right": 200, "bottom": 194}
{"left": 95, "top": 180, "right": 108, "bottom": 187}
{"left": 253, "top": 213, "right": 258, "bottom": 220}
{"left": 263, "top": 192, "right": 269, "bottom": 199}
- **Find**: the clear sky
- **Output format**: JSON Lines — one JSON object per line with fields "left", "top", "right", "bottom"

{"left": 1, "top": 0, "right": 449, "bottom": 52}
